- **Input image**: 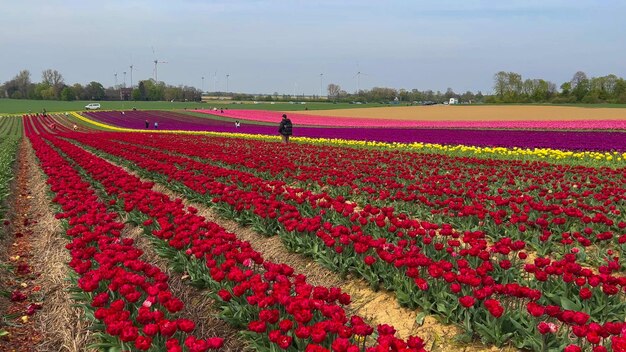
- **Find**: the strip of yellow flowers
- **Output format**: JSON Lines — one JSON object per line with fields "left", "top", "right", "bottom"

{"left": 71, "top": 112, "right": 625, "bottom": 166}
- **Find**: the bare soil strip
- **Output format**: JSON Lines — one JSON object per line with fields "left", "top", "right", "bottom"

{"left": 297, "top": 105, "right": 626, "bottom": 121}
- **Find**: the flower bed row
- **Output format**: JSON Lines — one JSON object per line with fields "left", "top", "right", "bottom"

{"left": 84, "top": 110, "right": 626, "bottom": 152}
{"left": 75, "top": 112, "right": 626, "bottom": 167}
{"left": 130, "top": 134, "right": 625, "bottom": 263}
{"left": 27, "top": 133, "right": 223, "bottom": 351}
{"left": 62, "top": 131, "right": 626, "bottom": 351}
{"left": 36, "top": 128, "right": 427, "bottom": 351}
{"left": 195, "top": 109, "right": 626, "bottom": 130}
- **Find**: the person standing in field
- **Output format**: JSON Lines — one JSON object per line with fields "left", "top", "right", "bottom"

{"left": 145, "top": 119, "right": 149, "bottom": 129}
{"left": 278, "top": 114, "right": 293, "bottom": 143}
{"left": 154, "top": 121, "right": 159, "bottom": 129}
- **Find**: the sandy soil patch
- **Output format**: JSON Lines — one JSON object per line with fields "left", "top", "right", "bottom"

{"left": 297, "top": 105, "right": 626, "bottom": 121}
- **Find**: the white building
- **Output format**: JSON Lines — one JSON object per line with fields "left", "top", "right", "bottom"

{"left": 449, "top": 98, "right": 459, "bottom": 105}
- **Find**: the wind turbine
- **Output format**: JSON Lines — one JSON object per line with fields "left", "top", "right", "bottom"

{"left": 129, "top": 54, "right": 136, "bottom": 88}
{"left": 129, "top": 65, "right": 134, "bottom": 88}
{"left": 354, "top": 70, "right": 367, "bottom": 94}
{"left": 152, "top": 47, "right": 168, "bottom": 82}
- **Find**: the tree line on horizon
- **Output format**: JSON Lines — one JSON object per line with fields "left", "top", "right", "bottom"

{"left": 320, "top": 71, "right": 626, "bottom": 104}
{"left": 489, "top": 71, "right": 626, "bottom": 104}
{"left": 0, "top": 69, "right": 201, "bottom": 102}
{"left": 2, "top": 68, "right": 626, "bottom": 104}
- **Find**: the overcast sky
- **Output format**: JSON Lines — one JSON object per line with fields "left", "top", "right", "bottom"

{"left": 1, "top": 0, "right": 624, "bottom": 95}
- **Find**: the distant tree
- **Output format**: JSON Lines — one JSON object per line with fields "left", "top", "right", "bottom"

{"left": 72, "top": 83, "right": 86, "bottom": 100}
{"left": 570, "top": 71, "right": 590, "bottom": 102}
{"left": 60, "top": 86, "right": 76, "bottom": 101}
{"left": 410, "top": 89, "right": 425, "bottom": 102}
{"left": 33, "top": 82, "right": 55, "bottom": 100}
{"left": 327, "top": 83, "right": 341, "bottom": 99}
{"left": 367, "top": 87, "right": 397, "bottom": 102}
{"left": 603, "top": 74, "right": 619, "bottom": 97}
{"left": 547, "top": 81, "right": 557, "bottom": 99}
{"left": 444, "top": 87, "right": 456, "bottom": 100}
{"left": 1, "top": 70, "right": 32, "bottom": 99}
{"left": 145, "top": 79, "right": 165, "bottom": 101}
{"left": 492, "top": 71, "right": 524, "bottom": 102}
{"left": 507, "top": 72, "right": 523, "bottom": 101}
{"left": 560, "top": 82, "right": 571, "bottom": 97}
{"left": 614, "top": 78, "right": 626, "bottom": 102}
{"left": 570, "top": 71, "right": 588, "bottom": 89}
{"left": 398, "top": 89, "right": 410, "bottom": 102}
{"left": 137, "top": 81, "right": 147, "bottom": 100}
{"left": 41, "top": 69, "right": 64, "bottom": 87}
{"left": 493, "top": 71, "right": 508, "bottom": 98}
{"left": 85, "top": 81, "right": 105, "bottom": 100}
{"left": 16, "top": 70, "right": 33, "bottom": 98}
{"left": 131, "top": 88, "right": 142, "bottom": 101}
{"left": 589, "top": 74, "right": 619, "bottom": 101}
{"left": 460, "top": 91, "right": 475, "bottom": 103}
{"left": 1, "top": 79, "right": 19, "bottom": 98}
{"left": 41, "top": 69, "right": 64, "bottom": 99}
{"left": 164, "top": 86, "right": 180, "bottom": 101}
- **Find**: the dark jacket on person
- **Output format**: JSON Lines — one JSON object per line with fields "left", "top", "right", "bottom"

{"left": 279, "top": 118, "right": 293, "bottom": 136}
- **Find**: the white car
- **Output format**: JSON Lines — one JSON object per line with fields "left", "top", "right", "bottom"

{"left": 85, "top": 103, "right": 101, "bottom": 110}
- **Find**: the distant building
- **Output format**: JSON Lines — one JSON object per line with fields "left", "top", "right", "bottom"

{"left": 120, "top": 88, "right": 132, "bottom": 101}
{"left": 449, "top": 98, "right": 459, "bottom": 105}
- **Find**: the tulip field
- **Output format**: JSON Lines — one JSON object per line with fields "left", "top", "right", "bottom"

{"left": 84, "top": 110, "right": 626, "bottom": 153}
{"left": 1, "top": 107, "right": 625, "bottom": 352}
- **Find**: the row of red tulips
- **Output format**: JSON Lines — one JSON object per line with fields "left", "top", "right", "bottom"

{"left": 86, "top": 133, "right": 626, "bottom": 306}
{"left": 104, "top": 133, "right": 626, "bottom": 266}
{"left": 69, "top": 133, "right": 626, "bottom": 301}
{"left": 37, "top": 130, "right": 428, "bottom": 351}
{"left": 27, "top": 133, "right": 223, "bottom": 352}
{"left": 60, "top": 131, "right": 626, "bottom": 351}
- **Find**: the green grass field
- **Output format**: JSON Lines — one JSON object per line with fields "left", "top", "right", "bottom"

{"left": 0, "top": 99, "right": 208, "bottom": 114}
{"left": 0, "top": 99, "right": 395, "bottom": 114}
{"left": 2, "top": 99, "right": 625, "bottom": 115}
